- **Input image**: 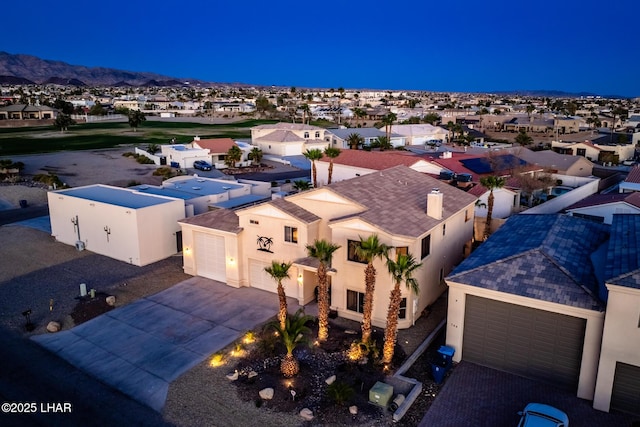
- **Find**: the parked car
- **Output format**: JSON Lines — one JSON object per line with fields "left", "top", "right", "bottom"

{"left": 193, "top": 160, "right": 212, "bottom": 171}
{"left": 517, "top": 403, "right": 569, "bottom": 427}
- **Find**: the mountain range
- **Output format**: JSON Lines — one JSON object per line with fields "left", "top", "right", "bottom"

{"left": 0, "top": 52, "right": 207, "bottom": 87}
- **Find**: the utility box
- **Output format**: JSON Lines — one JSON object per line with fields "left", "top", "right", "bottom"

{"left": 369, "top": 381, "right": 393, "bottom": 407}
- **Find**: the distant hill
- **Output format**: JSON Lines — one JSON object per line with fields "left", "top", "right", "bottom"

{"left": 490, "top": 89, "right": 628, "bottom": 99}
{"left": 0, "top": 52, "right": 205, "bottom": 87}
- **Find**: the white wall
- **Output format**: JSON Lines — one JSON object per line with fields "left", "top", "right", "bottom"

{"left": 522, "top": 175, "right": 599, "bottom": 214}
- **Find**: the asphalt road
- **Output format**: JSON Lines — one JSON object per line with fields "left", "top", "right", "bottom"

{"left": 0, "top": 206, "right": 49, "bottom": 226}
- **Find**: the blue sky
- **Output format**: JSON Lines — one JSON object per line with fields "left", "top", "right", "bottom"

{"left": 4, "top": 0, "right": 639, "bottom": 97}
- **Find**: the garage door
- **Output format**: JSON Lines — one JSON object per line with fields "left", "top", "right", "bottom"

{"left": 611, "top": 362, "right": 640, "bottom": 415}
{"left": 249, "top": 260, "right": 274, "bottom": 292}
{"left": 194, "top": 233, "right": 226, "bottom": 282}
{"left": 463, "top": 295, "right": 586, "bottom": 391}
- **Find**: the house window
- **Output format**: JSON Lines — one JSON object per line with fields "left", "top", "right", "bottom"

{"left": 513, "top": 195, "right": 517, "bottom": 207}
{"left": 304, "top": 132, "right": 309, "bottom": 138}
{"left": 284, "top": 226, "right": 298, "bottom": 243}
{"left": 465, "top": 209, "right": 471, "bottom": 222}
{"left": 439, "top": 268, "right": 444, "bottom": 282}
{"left": 399, "top": 298, "right": 407, "bottom": 319}
{"left": 395, "top": 246, "right": 408, "bottom": 260}
{"left": 347, "top": 240, "right": 367, "bottom": 263}
{"left": 421, "top": 235, "right": 431, "bottom": 259}
{"left": 577, "top": 148, "right": 586, "bottom": 157}
{"left": 250, "top": 219, "right": 259, "bottom": 225}
{"left": 442, "top": 224, "right": 446, "bottom": 236}
{"left": 315, "top": 131, "right": 320, "bottom": 138}
{"left": 347, "top": 290, "right": 365, "bottom": 313}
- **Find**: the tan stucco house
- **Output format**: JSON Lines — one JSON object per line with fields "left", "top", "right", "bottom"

{"left": 251, "top": 122, "right": 329, "bottom": 156}
{"left": 179, "top": 165, "right": 477, "bottom": 330}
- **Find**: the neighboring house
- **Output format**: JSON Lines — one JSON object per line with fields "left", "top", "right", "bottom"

{"left": 619, "top": 165, "right": 640, "bottom": 193}
{"left": 113, "top": 99, "right": 142, "bottom": 111}
{"left": 216, "top": 103, "right": 255, "bottom": 113}
{"left": 315, "top": 149, "right": 444, "bottom": 185}
{"left": 505, "top": 147, "right": 594, "bottom": 177}
{"left": 552, "top": 140, "right": 601, "bottom": 162}
{"left": 48, "top": 185, "right": 185, "bottom": 266}
{"left": 0, "top": 104, "right": 58, "bottom": 120}
{"left": 251, "top": 122, "right": 329, "bottom": 156}
{"left": 554, "top": 116, "right": 586, "bottom": 134}
{"left": 325, "top": 128, "right": 406, "bottom": 149}
{"left": 160, "top": 144, "right": 210, "bottom": 169}
{"left": 587, "top": 133, "right": 638, "bottom": 162}
{"left": 446, "top": 213, "right": 640, "bottom": 416}
{"left": 179, "top": 165, "right": 477, "bottom": 330}
{"left": 564, "top": 192, "right": 640, "bottom": 224}
{"left": 192, "top": 137, "right": 252, "bottom": 169}
{"left": 468, "top": 184, "right": 520, "bottom": 219}
{"left": 311, "top": 105, "right": 353, "bottom": 121}
{"left": 388, "top": 124, "right": 448, "bottom": 146}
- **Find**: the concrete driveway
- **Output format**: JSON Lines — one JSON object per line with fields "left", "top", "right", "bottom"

{"left": 33, "top": 277, "right": 312, "bottom": 411}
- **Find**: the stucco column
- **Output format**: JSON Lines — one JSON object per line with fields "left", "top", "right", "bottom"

{"left": 445, "top": 285, "right": 466, "bottom": 362}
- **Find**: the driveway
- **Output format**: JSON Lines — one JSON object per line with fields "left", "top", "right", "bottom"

{"left": 32, "top": 277, "right": 313, "bottom": 412}
{"left": 418, "top": 361, "right": 638, "bottom": 426}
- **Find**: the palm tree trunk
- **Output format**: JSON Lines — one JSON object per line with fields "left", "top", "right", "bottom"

{"left": 277, "top": 283, "right": 287, "bottom": 330}
{"left": 328, "top": 161, "right": 334, "bottom": 185}
{"left": 483, "top": 190, "right": 495, "bottom": 240}
{"left": 361, "top": 264, "right": 376, "bottom": 343}
{"left": 317, "top": 263, "right": 329, "bottom": 342}
{"left": 312, "top": 161, "right": 317, "bottom": 188}
{"left": 382, "top": 283, "right": 402, "bottom": 364}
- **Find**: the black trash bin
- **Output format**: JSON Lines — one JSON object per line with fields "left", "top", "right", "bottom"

{"left": 19, "top": 199, "right": 28, "bottom": 208}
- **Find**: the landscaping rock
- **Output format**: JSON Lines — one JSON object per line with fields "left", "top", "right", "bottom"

{"left": 46, "top": 321, "right": 61, "bottom": 333}
{"left": 299, "top": 408, "right": 314, "bottom": 421}
{"left": 259, "top": 387, "right": 274, "bottom": 400}
{"left": 105, "top": 295, "right": 116, "bottom": 306}
{"left": 349, "top": 405, "right": 358, "bottom": 415}
{"left": 345, "top": 329, "right": 358, "bottom": 335}
{"left": 225, "top": 370, "right": 239, "bottom": 381}
{"left": 325, "top": 374, "right": 336, "bottom": 385}
{"left": 247, "top": 370, "right": 258, "bottom": 379}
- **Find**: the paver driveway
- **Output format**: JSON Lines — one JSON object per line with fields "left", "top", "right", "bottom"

{"left": 33, "top": 277, "right": 310, "bottom": 411}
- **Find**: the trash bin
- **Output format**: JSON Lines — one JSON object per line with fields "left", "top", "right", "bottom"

{"left": 19, "top": 199, "right": 28, "bottom": 208}
{"left": 437, "top": 345, "right": 455, "bottom": 369}
{"left": 431, "top": 363, "right": 446, "bottom": 384}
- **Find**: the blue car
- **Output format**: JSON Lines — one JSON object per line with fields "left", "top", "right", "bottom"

{"left": 193, "top": 160, "right": 212, "bottom": 171}
{"left": 517, "top": 403, "right": 569, "bottom": 427}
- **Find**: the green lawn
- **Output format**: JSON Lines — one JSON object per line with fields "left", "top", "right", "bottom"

{"left": 0, "top": 119, "right": 280, "bottom": 156}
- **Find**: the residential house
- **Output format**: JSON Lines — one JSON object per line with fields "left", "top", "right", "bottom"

{"left": 468, "top": 183, "right": 520, "bottom": 220}
{"left": 160, "top": 144, "right": 210, "bottom": 169}
{"left": 178, "top": 165, "right": 477, "bottom": 329}
{"left": 552, "top": 140, "right": 602, "bottom": 162}
{"left": 554, "top": 116, "right": 586, "bottom": 134}
{"left": 564, "top": 192, "right": 640, "bottom": 224}
{"left": 315, "top": 149, "right": 444, "bottom": 185}
{"left": 505, "top": 147, "right": 594, "bottom": 177}
{"left": 48, "top": 185, "right": 185, "bottom": 266}
{"left": 388, "top": 124, "right": 448, "bottom": 146}
{"left": 325, "top": 128, "right": 406, "bottom": 149}
{"left": 251, "top": 122, "right": 329, "bottom": 156}
{"left": 619, "top": 165, "right": 640, "bottom": 193}
{"left": 192, "top": 137, "right": 252, "bottom": 169}
{"left": 0, "top": 104, "right": 57, "bottom": 120}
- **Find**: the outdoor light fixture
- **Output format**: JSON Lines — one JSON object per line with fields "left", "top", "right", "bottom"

{"left": 22, "top": 309, "right": 34, "bottom": 332}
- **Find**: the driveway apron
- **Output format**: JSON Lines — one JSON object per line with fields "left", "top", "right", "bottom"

{"left": 32, "top": 277, "right": 308, "bottom": 411}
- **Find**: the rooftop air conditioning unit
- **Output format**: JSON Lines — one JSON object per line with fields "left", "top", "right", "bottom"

{"left": 75, "top": 241, "right": 86, "bottom": 251}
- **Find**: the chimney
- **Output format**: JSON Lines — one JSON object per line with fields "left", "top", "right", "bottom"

{"left": 427, "top": 188, "right": 443, "bottom": 220}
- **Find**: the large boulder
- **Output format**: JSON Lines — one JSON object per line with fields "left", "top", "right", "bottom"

{"left": 259, "top": 388, "right": 274, "bottom": 400}
{"left": 105, "top": 296, "right": 116, "bottom": 306}
{"left": 299, "top": 408, "right": 314, "bottom": 421}
{"left": 46, "top": 321, "right": 61, "bottom": 333}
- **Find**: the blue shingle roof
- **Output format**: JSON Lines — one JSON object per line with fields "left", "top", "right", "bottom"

{"left": 606, "top": 214, "right": 640, "bottom": 290}
{"left": 448, "top": 214, "right": 610, "bottom": 310}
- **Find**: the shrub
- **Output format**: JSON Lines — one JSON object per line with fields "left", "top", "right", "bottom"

{"left": 33, "top": 173, "right": 64, "bottom": 188}
{"left": 135, "top": 155, "right": 155, "bottom": 164}
{"left": 326, "top": 381, "right": 355, "bottom": 406}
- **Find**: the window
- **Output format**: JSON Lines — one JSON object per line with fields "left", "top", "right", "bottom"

{"left": 284, "top": 226, "right": 298, "bottom": 243}
{"left": 250, "top": 219, "right": 259, "bottom": 225}
{"left": 315, "top": 131, "right": 320, "bottom": 138}
{"left": 399, "top": 298, "right": 407, "bottom": 319}
{"left": 442, "top": 224, "right": 446, "bottom": 236}
{"left": 347, "top": 240, "right": 367, "bottom": 263}
{"left": 421, "top": 235, "right": 431, "bottom": 259}
{"left": 395, "top": 246, "right": 408, "bottom": 261}
{"left": 304, "top": 132, "right": 309, "bottom": 138}
{"left": 465, "top": 209, "right": 471, "bottom": 222}
{"left": 439, "top": 268, "right": 444, "bottom": 282}
{"left": 577, "top": 148, "right": 586, "bottom": 157}
{"left": 347, "top": 290, "right": 365, "bottom": 313}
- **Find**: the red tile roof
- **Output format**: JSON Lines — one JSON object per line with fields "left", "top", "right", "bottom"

{"left": 193, "top": 138, "right": 236, "bottom": 153}
{"left": 317, "top": 149, "right": 426, "bottom": 170}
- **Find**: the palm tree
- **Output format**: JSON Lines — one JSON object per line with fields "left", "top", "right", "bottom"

{"left": 375, "top": 136, "right": 393, "bottom": 151}
{"left": 303, "top": 148, "right": 323, "bottom": 188}
{"left": 264, "top": 261, "right": 292, "bottom": 329}
{"left": 354, "top": 235, "right": 390, "bottom": 344}
{"left": 127, "top": 110, "right": 146, "bottom": 132}
{"left": 293, "top": 179, "right": 311, "bottom": 192}
{"left": 346, "top": 133, "right": 364, "bottom": 150}
{"left": 382, "top": 112, "right": 397, "bottom": 144}
{"left": 306, "top": 239, "right": 341, "bottom": 342}
{"left": 446, "top": 121, "right": 455, "bottom": 143}
{"left": 323, "top": 147, "right": 341, "bottom": 184}
{"left": 248, "top": 147, "right": 263, "bottom": 166}
{"left": 382, "top": 253, "right": 422, "bottom": 364}
{"left": 300, "top": 103, "right": 311, "bottom": 124}
{"left": 479, "top": 176, "right": 506, "bottom": 240}
{"left": 268, "top": 309, "right": 314, "bottom": 377}
{"left": 225, "top": 145, "right": 243, "bottom": 168}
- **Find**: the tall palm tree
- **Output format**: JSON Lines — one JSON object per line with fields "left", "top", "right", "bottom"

{"left": 225, "top": 145, "right": 243, "bottom": 168}
{"left": 304, "top": 148, "right": 323, "bottom": 188}
{"left": 479, "top": 175, "right": 506, "bottom": 240}
{"left": 248, "top": 147, "right": 263, "bottom": 166}
{"left": 264, "top": 261, "right": 292, "bottom": 329}
{"left": 306, "top": 239, "right": 341, "bottom": 342}
{"left": 300, "top": 103, "right": 311, "bottom": 124}
{"left": 446, "top": 121, "right": 455, "bottom": 143}
{"left": 354, "top": 235, "right": 390, "bottom": 344}
{"left": 382, "top": 253, "right": 422, "bottom": 364}
{"left": 268, "top": 309, "right": 314, "bottom": 377}
{"left": 382, "top": 112, "right": 397, "bottom": 144}
{"left": 346, "top": 133, "right": 364, "bottom": 150}
{"left": 323, "top": 147, "right": 341, "bottom": 185}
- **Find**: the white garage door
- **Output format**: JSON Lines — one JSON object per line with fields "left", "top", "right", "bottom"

{"left": 194, "top": 233, "right": 226, "bottom": 282}
{"left": 249, "top": 260, "right": 274, "bottom": 292}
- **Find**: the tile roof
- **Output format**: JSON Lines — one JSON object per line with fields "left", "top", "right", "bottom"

{"left": 564, "top": 192, "right": 640, "bottom": 210}
{"left": 325, "top": 165, "right": 477, "bottom": 238}
{"left": 179, "top": 208, "right": 242, "bottom": 234}
{"left": 624, "top": 165, "right": 640, "bottom": 184}
{"left": 254, "top": 130, "right": 304, "bottom": 143}
{"left": 253, "top": 122, "right": 323, "bottom": 131}
{"left": 503, "top": 147, "right": 591, "bottom": 172}
{"left": 270, "top": 198, "right": 321, "bottom": 223}
{"left": 193, "top": 138, "right": 236, "bottom": 153}
{"left": 448, "top": 214, "right": 610, "bottom": 310}
{"left": 605, "top": 214, "right": 640, "bottom": 289}
{"left": 317, "top": 149, "right": 426, "bottom": 170}
{"left": 326, "top": 127, "right": 389, "bottom": 140}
